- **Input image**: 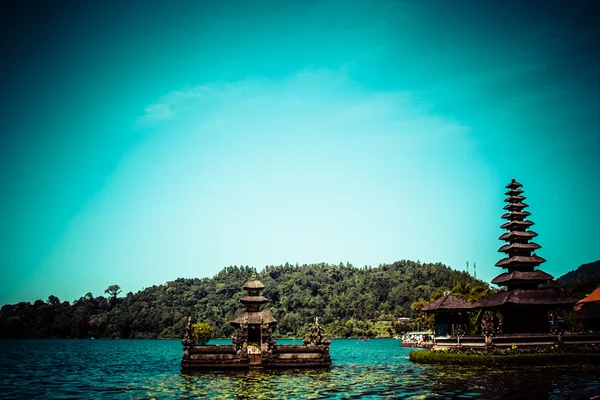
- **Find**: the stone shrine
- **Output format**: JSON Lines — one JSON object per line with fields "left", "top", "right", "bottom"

{"left": 181, "top": 273, "right": 331, "bottom": 370}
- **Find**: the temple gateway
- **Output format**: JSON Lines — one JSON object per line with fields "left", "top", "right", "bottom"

{"left": 181, "top": 273, "right": 331, "bottom": 370}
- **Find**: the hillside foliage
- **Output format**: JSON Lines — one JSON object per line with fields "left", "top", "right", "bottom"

{"left": 0, "top": 260, "right": 484, "bottom": 339}
{"left": 558, "top": 260, "right": 600, "bottom": 283}
{"left": 557, "top": 260, "right": 600, "bottom": 300}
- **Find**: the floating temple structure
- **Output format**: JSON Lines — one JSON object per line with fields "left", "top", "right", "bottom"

{"left": 181, "top": 273, "right": 331, "bottom": 370}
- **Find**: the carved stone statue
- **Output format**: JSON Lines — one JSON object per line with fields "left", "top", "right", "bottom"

{"left": 481, "top": 310, "right": 495, "bottom": 337}
{"left": 304, "top": 317, "right": 329, "bottom": 347}
{"left": 233, "top": 325, "right": 248, "bottom": 357}
{"left": 182, "top": 316, "right": 195, "bottom": 347}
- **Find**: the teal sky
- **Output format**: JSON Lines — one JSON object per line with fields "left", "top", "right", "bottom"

{"left": 1, "top": 0, "right": 599, "bottom": 305}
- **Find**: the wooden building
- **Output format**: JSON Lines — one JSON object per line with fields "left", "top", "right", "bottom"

{"left": 421, "top": 294, "right": 474, "bottom": 337}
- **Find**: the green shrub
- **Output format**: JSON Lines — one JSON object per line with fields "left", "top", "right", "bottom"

{"left": 192, "top": 322, "right": 212, "bottom": 345}
{"left": 409, "top": 349, "right": 600, "bottom": 366}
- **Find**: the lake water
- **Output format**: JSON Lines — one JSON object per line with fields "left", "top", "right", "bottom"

{"left": 1, "top": 338, "right": 599, "bottom": 399}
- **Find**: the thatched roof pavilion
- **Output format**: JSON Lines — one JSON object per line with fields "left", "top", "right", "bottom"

{"left": 422, "top": 294, "right": 474, "bottom": 337}
{"left": 422, "top": 294, "right": 474, "bottom": 312}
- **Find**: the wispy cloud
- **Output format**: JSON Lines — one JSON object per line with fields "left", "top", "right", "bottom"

{"left": 135, "top": 69, "right": 469, "bottom": 145}
{"left": 138, "top": 103, "right": 174, "bottom": 124}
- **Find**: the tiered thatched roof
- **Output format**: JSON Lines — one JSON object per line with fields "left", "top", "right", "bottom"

{"left": 230, "top": 310, "right": 277, "bottom": 325}
{"left": 230, "top": 274, "right": 277, "bottom": 327}
{"left": 425, "top": 179, "right": 578, "bottom": 334}
{"left": 493, "top": 179, "right": 551, "bottom": 289}
{"left": 491, "top": 270, "right": 553, "bottom": 285}
{"left": 475, "top": 288, "right": 576, "bottom": 308}
{"left": 421, "top": 294, "right": 474, "bottom": 312}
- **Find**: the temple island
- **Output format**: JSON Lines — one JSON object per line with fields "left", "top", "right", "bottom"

{"left": 423, "top": 179, "right": 600, "bottom": 350}
{"left": 181, "top": 273, "right": 331, "bottom": 370}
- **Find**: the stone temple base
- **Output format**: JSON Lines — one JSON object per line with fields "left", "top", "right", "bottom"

{"left": 181, "top": 275, "right": 332, "bottom": 371}
{"left": 181, "top": 344, "right": 331, "bottom": 371}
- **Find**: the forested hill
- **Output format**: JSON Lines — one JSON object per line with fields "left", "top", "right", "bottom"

{"left": 557, "top": 260, "right": 600, "bottom": 301}
{"left": 558, "top": 260, "right": 600, "bottom": 283}
{"left": 0, "top": 260, "right": 484, "bottom": 339}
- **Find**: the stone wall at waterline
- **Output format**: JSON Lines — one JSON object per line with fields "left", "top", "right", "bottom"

{"left": 181, "top": 343, "right": 331, "bottom": 370}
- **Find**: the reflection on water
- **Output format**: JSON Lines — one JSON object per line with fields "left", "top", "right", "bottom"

{"left": 1, "top": 338, "right": 599, "bottom": 399}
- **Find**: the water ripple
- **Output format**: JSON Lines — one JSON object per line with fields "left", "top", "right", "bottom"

{"left": 1, "top": 339, "right": 599, "bottom": 399}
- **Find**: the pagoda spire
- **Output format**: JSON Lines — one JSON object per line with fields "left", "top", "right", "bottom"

{"left": 474, "top": 178, "right": 577, "bottom": 334}
{"left": 240, "top": 272, "right": 268, "bottom": 312}
{"left": 491, "top": 179, "right": 553, "bottom": 290}
{"left": 230, "top": 272, "right": 276, "bottom": 327}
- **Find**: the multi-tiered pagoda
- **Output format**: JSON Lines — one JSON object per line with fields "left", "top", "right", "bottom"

{"left": 476, "top": 179, "right": 576, "bottom": 333}
{"left": 492, "top": 179, "right": 552, "bottom": 290}
{"left": 229, "top": 274, "right": 277, "bottom": 365}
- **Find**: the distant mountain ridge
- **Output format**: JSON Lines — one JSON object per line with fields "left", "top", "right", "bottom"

{"left": 557, "top": 260, "right": 600, "bottom": 282}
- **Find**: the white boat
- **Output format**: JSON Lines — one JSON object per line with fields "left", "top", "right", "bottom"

{"left": 400, "top": 331, "right": 434, "bottom": 348}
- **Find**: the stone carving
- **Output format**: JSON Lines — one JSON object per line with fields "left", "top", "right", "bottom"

{"left": 182, "top": 316, "right": 195, "bottom": 346}
{"left": 233, "top": 320, "right": 249, "bottom": 358}
{"left": 261, "top": 322, "right": 276, "bottom": 358}
{"left": 481, "top": 310, "right": 496, "bottom": 337}
{"left": 304, "top": 317, "right": 330, "bottom": 347}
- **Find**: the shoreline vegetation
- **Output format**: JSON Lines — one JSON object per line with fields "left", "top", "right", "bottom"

{"left": 1, "top": 261, "right": 598, "bottom": 340}
{"left": 0, "top": 261, "right": 481, "bottom": 339}
{"left": 410, "top": 348, "right": 600, "bottom": 366}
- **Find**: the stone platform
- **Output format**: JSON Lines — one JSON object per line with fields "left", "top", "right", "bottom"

{"left": 432, "top": 332, "right": 600, "bottom": 351}
{"left": 181, "top": 343, "right": 331, "bottom": 371}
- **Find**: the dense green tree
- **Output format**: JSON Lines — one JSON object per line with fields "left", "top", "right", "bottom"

{"left": 105, "top": 285, "right": 122, "bottom": 300}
